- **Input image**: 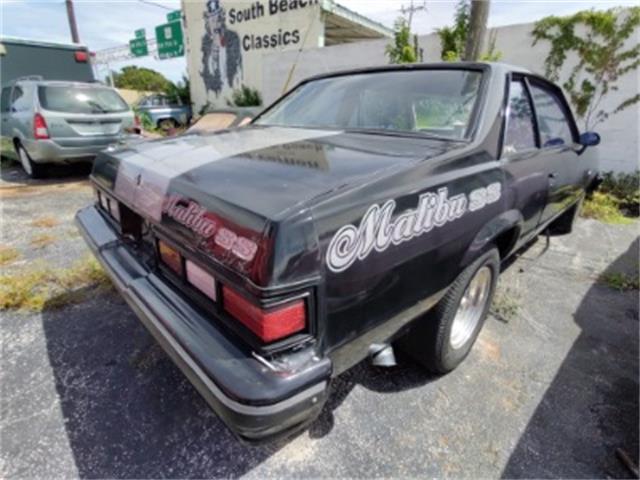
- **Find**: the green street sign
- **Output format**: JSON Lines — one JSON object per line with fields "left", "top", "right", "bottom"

{"left": 155, "top": 21, "right": 184, "bottom": 59}
{"left": 129, "top": 37, "right": 148, "bottom": 57}
{"left": 135, "top": 28, "right": 146, "bottom": 39}
{"left": 167, "top": 10, "right": 181, "bottom": 23}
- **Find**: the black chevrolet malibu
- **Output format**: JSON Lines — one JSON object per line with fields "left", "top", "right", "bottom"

{"left": 77, "top": 63, "right": 601, "bottom": 443}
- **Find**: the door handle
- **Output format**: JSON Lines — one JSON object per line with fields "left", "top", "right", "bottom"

{"left": 548, "top": 172, "right": 558, "bottom": 179}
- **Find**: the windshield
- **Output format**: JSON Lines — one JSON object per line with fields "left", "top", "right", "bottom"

{"left": 255, "top": 69, "right": 483, "bottom": 140}
{"left": 38, "top": 86, "right": 129, "bottom": 114}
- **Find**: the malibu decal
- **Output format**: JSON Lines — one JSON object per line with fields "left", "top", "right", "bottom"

{"left": 326, "top": 183, "right": 502, "bottom": 273}
{"left": 162, "top": 195, "right": 259, "bottom": 262}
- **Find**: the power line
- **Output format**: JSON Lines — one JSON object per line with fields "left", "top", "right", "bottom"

{"left": 400, "top": 0, "right": 427, "bottom": 30}
{"left": 138, "top": 0, "right": 174, "bottom": 11}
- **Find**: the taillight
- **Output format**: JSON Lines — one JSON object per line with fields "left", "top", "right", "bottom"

{"left": 74, "top": 51, "right": 88, "bottom": 62}
{"left": 158, "top": 240, "right": 183, "bottom": 276}
{"left": 222, "top": 286, "right": 306, "bottom": 342}
{"left": 33, "top": 114, "right": 49, "bottom": 140}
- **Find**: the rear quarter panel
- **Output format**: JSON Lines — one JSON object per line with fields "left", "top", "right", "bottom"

{"left": 311, "top": 147, "right": 506, "bottom": 372}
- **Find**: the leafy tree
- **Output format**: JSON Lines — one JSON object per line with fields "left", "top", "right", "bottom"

{"left": 229, "top": 85, "right": 262, "bottom": 107}
{"left": 113, "top": 66, "right": 172, "bottom": 92}
{"left": 386, "top": 18, "right": 419, "bottom": 64}
{"left": 165, "top": 73, "right": 191, "bottom": 106}
{"left": 437, "top": 0, "right": 501, "bottom": 61}
{"left": 437, "top": 0, "right": 469, "bottom": 61}
{"left": 532, "top": 7, "right": 640, "bottom": 129}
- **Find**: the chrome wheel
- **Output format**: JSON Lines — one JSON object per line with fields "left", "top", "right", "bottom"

{"left": 449, "top": 265, "right": 492, "bottom": 349}
{"left": 18, "top": 147, "right": 33, "bottom": 177}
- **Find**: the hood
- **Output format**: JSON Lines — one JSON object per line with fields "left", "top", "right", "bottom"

{"left": 92, "top": 125, "right": 459, "bottom": 285}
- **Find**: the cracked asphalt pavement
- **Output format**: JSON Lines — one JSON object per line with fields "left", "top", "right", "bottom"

{"left": 1, "top": 162, "right": 638, "bottom": 478}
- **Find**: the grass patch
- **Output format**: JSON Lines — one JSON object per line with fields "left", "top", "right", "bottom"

{"left": 30, "top": 234, "right": 57, "bottom": 249}
{"left": 581, "top": 192, "right": 635, "bottom": 224}
{"left": 0, "top": 256, "right": 112, "bottom": 312}
{"left": 30, "top": 216, "right": 60, "bottom": 228}
{"left": 598, "top": 272, "right": 639, "bottom": 292}
{"left": 490, "top": 287, "right": 521, "bottom": 323}
{"left": 0, "top": 245, "right": 20, "bottom": 266}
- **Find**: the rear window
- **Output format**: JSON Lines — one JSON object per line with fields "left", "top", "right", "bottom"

{"left": 38, "top": 86, "right": 129, "bottom": 114}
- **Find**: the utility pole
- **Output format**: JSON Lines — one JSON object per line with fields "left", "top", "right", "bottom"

{"left": 464, "top": 0, "right": 490, "bottom": 61}
{"left": 400, "top": 0, "right": 427, "bottom": 31}
{"left": 65, "top": 0, "right": 81, "bottom": 44}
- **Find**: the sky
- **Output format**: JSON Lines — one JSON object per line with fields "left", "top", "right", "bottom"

{"left": 2, "top": 0, "right": 638, "bottom": 83}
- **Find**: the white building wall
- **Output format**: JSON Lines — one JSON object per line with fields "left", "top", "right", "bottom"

{"left": 261, "top": 22, "right": 639, "bottom": 172}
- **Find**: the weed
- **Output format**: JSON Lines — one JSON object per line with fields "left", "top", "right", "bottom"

{"left": 0, "top": 256, "right": 112, "bottom": 312}
{"left": 599, "top": 272, "right": 639, "bottom": 291}
{"left": 581, "top": 192, "right": 635, "bottom": 224}
{"left": 0, "top": 245, "right": 20, "bottom": 266}
{"left": 491, "top": 287, "right": 521, "bottom": 322}
{"left": 30, "top": 216, "right": 59, "bottom": 228}
{"left": 30, "top": 234, "right": 57, "bottom": 249}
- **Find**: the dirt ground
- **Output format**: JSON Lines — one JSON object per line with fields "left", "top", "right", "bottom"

{"left": 1, "top": 161, "right": 638, "bottom": 478}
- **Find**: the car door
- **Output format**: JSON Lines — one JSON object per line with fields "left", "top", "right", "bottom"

{"left": 500, "top": 76, "right": 547, "bottom": 238}
{"left": 527, "top": 78, "right": 583, "bottom": 225}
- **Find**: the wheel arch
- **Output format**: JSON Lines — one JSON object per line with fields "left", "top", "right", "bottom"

{"left": 461, "top": 209, "right": 523, "bottom": 268}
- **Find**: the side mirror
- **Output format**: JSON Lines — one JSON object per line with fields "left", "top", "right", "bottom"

{"left": 579, "top": 131, "right": 601, "bottom": 147}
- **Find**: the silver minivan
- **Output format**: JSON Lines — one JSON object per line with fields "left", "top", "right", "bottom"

{"left": 0, "top": 77, "right": 137, "bottom": 178}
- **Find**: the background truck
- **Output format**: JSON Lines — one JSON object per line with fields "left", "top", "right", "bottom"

{"left": 0, "top": 36, "right": 94, "bottom": 85}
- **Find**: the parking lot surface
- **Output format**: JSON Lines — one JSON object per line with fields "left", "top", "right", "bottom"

{"left": 1, "top": 163, "right": 638, "bottom": 478}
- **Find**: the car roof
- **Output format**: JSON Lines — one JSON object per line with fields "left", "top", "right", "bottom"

{"left": 5, "top": 78, "right": 108, "bottom": 88}
{"left": 299, "top": 61, "right": 532, "bottom": 84}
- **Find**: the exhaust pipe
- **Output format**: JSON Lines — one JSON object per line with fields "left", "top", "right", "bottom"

{"left": 369, "top": 343, "right": 397, "bottom": 367}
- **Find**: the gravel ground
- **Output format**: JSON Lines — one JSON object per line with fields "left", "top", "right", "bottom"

{"left": 1, "top": 161, "right": 638, "bottom": 478}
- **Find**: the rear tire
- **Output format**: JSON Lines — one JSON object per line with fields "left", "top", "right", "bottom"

{"left": 16, "top": 144, "right": 46, "bottom": 179}
{"left": 397, "top": 248, "right": 500, "bottom": 374}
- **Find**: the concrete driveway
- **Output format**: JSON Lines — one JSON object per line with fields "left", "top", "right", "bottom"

{"left": 1, "top": 163, "right": 638, "bottom": 478}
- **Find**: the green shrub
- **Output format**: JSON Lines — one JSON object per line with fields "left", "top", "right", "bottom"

{"left": 581, "top": 192, "right": 634, "bottom": 224}
{"left": 229, "top": 85, "right": 262, "bottom": 107}
{"left": 599, "top": 171, "right": 640, "bottom": 216}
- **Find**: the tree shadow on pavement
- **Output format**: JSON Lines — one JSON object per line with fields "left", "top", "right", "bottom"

{"left": 40, "top": 289, "right": 436, "bottom": 477}
{"left": 502, "top": 237, "right": 639, "bottom": 479}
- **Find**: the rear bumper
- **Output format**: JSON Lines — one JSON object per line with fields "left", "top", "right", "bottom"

{"left": 23, "top": 135, "right": 141, "bottom": 164}
{"left": 75, "top": 206, "right": 331, "bottom": 443}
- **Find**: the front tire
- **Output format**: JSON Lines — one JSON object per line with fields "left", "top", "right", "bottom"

{"left": 397, "top": 248, "right": 500, "bottom": 374}
{"left": 16, "top": 144, "right": 46, "bottom": 179}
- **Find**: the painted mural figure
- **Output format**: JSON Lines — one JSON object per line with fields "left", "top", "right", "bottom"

{"left": 202, "top": 0, "right": 242, "bottom": 96}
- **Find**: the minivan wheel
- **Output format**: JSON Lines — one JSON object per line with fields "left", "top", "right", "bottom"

{"left": 17, "top": 145, "right": 45, "bottom": 179}
{"left": 397, "top": 248, "right": 500, "bottom": 374}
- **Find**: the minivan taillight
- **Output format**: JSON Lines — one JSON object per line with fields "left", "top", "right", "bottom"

{"left": 222, "top": 286, "right": 306, "bottom": 343}
{"left": 33, "top": 114, "right": 49, "bottom": 140}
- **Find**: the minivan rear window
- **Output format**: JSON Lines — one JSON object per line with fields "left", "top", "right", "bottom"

{"left": 38, "top": 86, "right": 129, "bottom": 114}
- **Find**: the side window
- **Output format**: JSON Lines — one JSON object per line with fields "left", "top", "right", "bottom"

{"left": 10, "top": 86, "right": 26, "bottom": 112}
{"left": 529, "top": 83, "right": 574, "bottom": 147}
{"left": 503, "top": 80, "right": 536, "bottom": 154}
{"left": 0, "top": 88, "right": 11, "bottom": 113}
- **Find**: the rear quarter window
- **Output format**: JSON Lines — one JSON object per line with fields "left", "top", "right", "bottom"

{"left": 38, "top": 86, "right": 129, "bottom": 114}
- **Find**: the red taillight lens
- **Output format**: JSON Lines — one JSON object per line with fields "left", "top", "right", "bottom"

{"left": 158, "top": 240, "right": 183, "bottom": 275}
{"left": 74, "top": 51, "right": 88, "bottom": 62}
{"left": 33, "top": 114, "right": 49, "bottom": 140}
{"left": 223, "top": 286, "right": 306, "bottom": 342}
